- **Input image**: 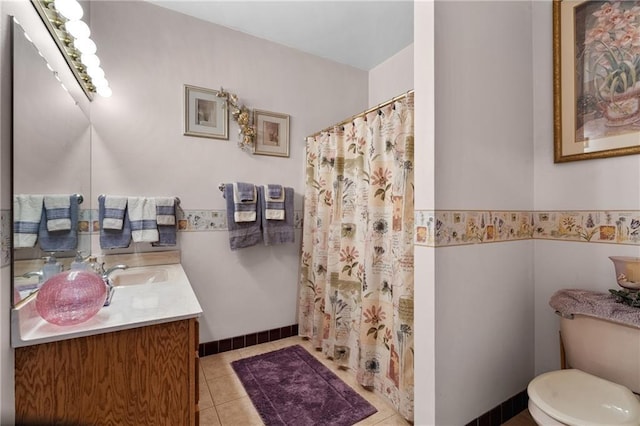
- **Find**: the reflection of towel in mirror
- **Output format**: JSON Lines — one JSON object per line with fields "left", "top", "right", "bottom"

{"left": 102, "top": 196, "right": 128, "bottom": 230}
{"left": 38, "top": 194, "right": 79, "bottom": 251}
{"left": 152, "top": 197, "right": 177, "bottom": 247}
{"left": 224, "top": 184, "right": 262, "bottom": 250}
{"left": 261, "top": 186, "right": 294, "bottom": 245}
{"left": 233, "top": 182, "right": 258, "bottom": 222}
{"left": 99, "top": 195, "right": 131, "bottom": 249}
{"left": 128, "top": 197, "right": 159, "bottom": 243}
{"left": 13, "top": 194, "right": 44, "bottom": 248}
{"left": 263, "top": 184, "right": 285, "bottom": 220}
{"left": 44, "top": 195, "right": 71, "bottom": 231}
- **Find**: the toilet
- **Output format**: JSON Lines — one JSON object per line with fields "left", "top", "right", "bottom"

{"left": 528, "top": 311, "right": 640, "bottom": 426}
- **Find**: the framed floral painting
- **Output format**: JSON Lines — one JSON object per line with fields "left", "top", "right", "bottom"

{"left": 554, "top": 0, "right": 640, "bottom": 162}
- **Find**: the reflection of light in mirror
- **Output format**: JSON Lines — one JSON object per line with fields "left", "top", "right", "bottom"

{"left": 97, "top": 86, "right": 112, "bottom": 98}
{"left": 74, "top": 37, "right": 96, "bottom": 55}
{"left": 64, "top": 20, "right": 90, "bottom": 39}
{"left": 81, "top": 53, "right": 100, "bottom": 69}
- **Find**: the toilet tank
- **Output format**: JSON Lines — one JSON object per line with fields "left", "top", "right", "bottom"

{"left": 561, "top": 315, "right": 640, "bottom": 394}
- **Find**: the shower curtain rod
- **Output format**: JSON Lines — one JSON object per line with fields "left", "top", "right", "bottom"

{"left": 306, "top": 89, "right": 414, "bottom": 139}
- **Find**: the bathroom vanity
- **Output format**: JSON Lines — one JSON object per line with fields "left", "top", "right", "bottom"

{"left": 12, "top": 252, "right": 203, "bottom": 425}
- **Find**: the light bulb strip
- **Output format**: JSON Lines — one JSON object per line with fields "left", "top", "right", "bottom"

{"left": 31, "top": 0, "right": 110, "bottom": 99}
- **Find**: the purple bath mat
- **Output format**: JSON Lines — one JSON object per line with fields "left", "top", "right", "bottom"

{"left": 231, "top": 344, "right": 377, "bottom": 426}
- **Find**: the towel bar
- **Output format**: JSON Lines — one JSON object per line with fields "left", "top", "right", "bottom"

{"left": 75, "top": 194, "right": 83, "bottom": 204}
{"left": 218, "top": 183, "right": 225, "bottom": 192}
{"left": 97, "top": 195, "right": 180, "bottom": 204}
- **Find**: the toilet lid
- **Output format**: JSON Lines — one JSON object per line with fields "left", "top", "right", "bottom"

{"left": 528, "top": 369, "right": 640, "bottom": 426}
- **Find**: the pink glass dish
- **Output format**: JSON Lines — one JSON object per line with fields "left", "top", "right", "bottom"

{"left": 36, "top": 270, "right": 107, "bottom": 326}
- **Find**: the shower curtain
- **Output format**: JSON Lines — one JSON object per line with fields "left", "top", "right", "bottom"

{"left": 298, "top": 93, "right": 414, "bottom": 421}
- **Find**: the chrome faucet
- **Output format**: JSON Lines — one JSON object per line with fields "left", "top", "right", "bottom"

{"left": 101, "top": 264, "right": 128, "bottom": 307}
{"left": 22, "top": 271, "right": 43, "bottom": 279}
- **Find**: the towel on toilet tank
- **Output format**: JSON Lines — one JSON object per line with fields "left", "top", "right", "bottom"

{"left": 38, "top": 194, "right": 79, "bottom": 251}
{"left": 128, "top": 197, "right": 159, "bottom": 243}
{"left": 550, "top": 289, "right": 640, "bottom": 329}
{"left": 224, "top": 184, "right": 262, "bottom": 250}
{"left": 13, "top": 194, "right": 44, "bottom": 248}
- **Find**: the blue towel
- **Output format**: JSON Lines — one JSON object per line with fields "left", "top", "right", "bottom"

{"left": 102, "top": 196, "right": 127, "bottom": 230}
{"left": 235, "top": 182, "right": 256, "bottom": 202}
{"left": 267, "top": 184, "right": 283, "bottom": 199}
{"left": 99, "top": 195, "right": 132, "bottom": 249}
{"left": 38, "top": 194, "right": 79, "bottom": 251}
{"left": 152, "top": 197, "right": 177, "bottom": 247}
{"left": 13, "top": 195, "right": 44, "bottom": 248}
{"left": 260, "top": 186, "right": 295, "bottom": 245}
{"left": 224, "top": 184, "right": 262, "bottom": 250}
{"left": 263, "top": 184, "right": 285, "bottom": 220}
{"left": 233, "top": 183, "right": 258, "bottom": 222}
{"left": 43, "top": 195, "right": 71, "bottom": 231}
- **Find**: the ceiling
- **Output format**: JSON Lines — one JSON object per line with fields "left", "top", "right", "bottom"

{"left": 146, "top": 1, "right": 414, "bottom": 71}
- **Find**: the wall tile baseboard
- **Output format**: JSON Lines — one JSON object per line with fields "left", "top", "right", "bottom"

{"left": 464, "top": 389, "right": 528, "bottom": 426}
{"left": 198, "top": 324, "right": 299, "bottom": 357}
{"left": 415, "top": 210, "right": 640, "bottom": 247}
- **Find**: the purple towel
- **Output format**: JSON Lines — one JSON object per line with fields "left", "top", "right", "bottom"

{"left": 549, "top": 289, "right": 640, "bottom": 329}
{"left": 260, "top": 186, "right": 294, "bottom": 246}
{"left": 224, "top": 184, "right": 262, "bottom": 250}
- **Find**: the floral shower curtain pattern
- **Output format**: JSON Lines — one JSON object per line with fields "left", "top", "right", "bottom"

{"left": 298, "top": 94, "right": 414, "bottom": 421}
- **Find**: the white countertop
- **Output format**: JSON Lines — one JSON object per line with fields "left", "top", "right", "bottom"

{"left": 11, "top": 263, "right": 202, "bottom": 348}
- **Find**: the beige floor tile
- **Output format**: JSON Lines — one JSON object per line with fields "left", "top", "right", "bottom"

{"left": 503, "top": 409, "right": 536, "bottom": 426}
{"left": 369, "top": 413, "right": 412, "bottom": 425}
{"left": 207, "top": 372, "right": 248, "bottom": 405}
{"left": 198, "top": 407, "right": 222, "bottom": 426}
{"left": 198, "top": 376, "right": 214, "bottom": 410}
{"left": 216, "top": 396, "right": 264, "bottom": 426}
{"left": 200, "top": 350, "right": 245, "bottom": 380}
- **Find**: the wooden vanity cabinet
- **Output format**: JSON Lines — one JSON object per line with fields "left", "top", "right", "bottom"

{"left": 15, "top": 318, "right": 200, "bottom": 426}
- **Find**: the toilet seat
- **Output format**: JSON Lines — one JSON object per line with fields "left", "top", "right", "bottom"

{"left": 528, "top": 369, "right": 640, "bottom": 426}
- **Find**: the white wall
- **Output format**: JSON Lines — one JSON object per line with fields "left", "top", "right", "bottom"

{"left": 432, "top": 2, "right": 535, "bottom": 424}
{"left": 368, "top": 43, "right": 414, "bottom": 107}
{"left": 531, "top": 1, "right": 640, "bottom": 376}
{"left": 89, "top": 1, "right": 369, "bottom": 343}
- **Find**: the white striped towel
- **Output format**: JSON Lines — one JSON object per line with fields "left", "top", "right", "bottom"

{"left": 44, "top": 195, "right": 71, "bottom": 231}
{"left": 127, "top": 197, "right": 159, "bottom": 243}
{"left": 13, "top": 195, "right": 43, "bottom": 248}
{"left": 155, "top": 197, "right": 176, "bottom": 225}
{"left": 233, "top": 183, "right": 257, "bottom": 222}
{"left": 103, "top": 196, "right": 128, "bottom": 230}
{"left": 264, "top": 185, "right": 285, "bottom": 220}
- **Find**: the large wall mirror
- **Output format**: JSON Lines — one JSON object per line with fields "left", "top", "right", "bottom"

{"left": 12, "top": 17, "right": 91, "bottom": 305}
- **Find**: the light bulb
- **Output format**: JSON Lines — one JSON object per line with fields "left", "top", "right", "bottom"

{"left": 64, "top": 20, "right": 90, "bottom": 39}
{"left": 74, "top": 37, "right": 97, "bottom": 55}
{"left": 97, "top": 86, "right": 112, "bottom": 98}
{"left": 80, "top": 53, "right": 100, "bottom": 68}
{"left": 86, "top": 66, "right": 105, "bottom": 80}
{"left": 92, "top": 76, "right": 108, "bottom": 88}
{"left": 54, "top": 0, "right": 83, "bottom": 21}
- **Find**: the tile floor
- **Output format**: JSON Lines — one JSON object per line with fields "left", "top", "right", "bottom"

{"left": 502, "top": 410, "right": 536, "bottom": 426}
{"left": 197, "top": 336, "right": 412, "bottom": 426}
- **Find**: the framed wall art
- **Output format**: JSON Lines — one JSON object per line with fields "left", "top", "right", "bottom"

{"left": 184, "top": 85, "right": 228, "bottom": 140}
{"left": 553, "top": 0, "right": 640, "bottom": 162}
{"left": 253, "top": 109, "right": 290, "bottom": 157}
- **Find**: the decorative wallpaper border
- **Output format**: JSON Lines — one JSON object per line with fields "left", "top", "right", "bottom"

{"left": 415, "top": 210, "right": 640, "bottom": 247}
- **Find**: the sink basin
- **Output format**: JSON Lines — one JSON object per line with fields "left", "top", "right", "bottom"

{"left": 111, "top": 267, "right": 170, "bottom": 286}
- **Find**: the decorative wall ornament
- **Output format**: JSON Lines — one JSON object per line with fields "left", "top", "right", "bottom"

{"left": 217, "top": 88, "right": 256, "bottom": 151}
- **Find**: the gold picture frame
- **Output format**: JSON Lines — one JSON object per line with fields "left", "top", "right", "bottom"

{"left": 253, "top": 110, "right": 290, "bottom": 157}
{"left": 184, "top": 85, "right": 228, "bottom": 140}
{"left": 553, "top": 0, "right": 640, "bottom": 162}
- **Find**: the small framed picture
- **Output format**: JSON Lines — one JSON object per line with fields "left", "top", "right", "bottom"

{"left": 253, "top": 109, "right": 290, "bottom": 157}
{"left": 184, "top": 85, "right": 228, "bottom": 140}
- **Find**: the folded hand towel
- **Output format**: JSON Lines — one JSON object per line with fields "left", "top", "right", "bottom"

{"left": 261, "top": 186, "right": 295, "bottom": 245}
{"left": 224, "top": 184, "right": 262, "bottom": 250}
{"left": 128, "top": 197, "right": 159, "bottom": 243}
{"left": 13, "top": 195, "right": 44, "bottom": 248}
{"left": 233, "top": 183, "right": 258, "bottom": 222}
{"left": 102, "top": 196, "right": 128, "bottom": 230}
{"left": 38, "top": 194, "right": 79, "bottom": 251}
{"left": 44, "top": 195, "right": 71, "bottom": 231}
{"left": 264, "top": 184, "right": 285, "bottom": 220}
{"left": 152, "top": 197, "right": 177, "bottom": 247}
{"left": 99, "top": 195, "right": 132, "bottom": 249}
{"left": 155, "top": 197, "right": 176, "bottom": 225}
{"left": 235, "top": 182, "right": 256, "bottom": 202}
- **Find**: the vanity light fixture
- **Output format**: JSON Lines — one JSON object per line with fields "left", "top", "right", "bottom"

{"left": 31, "top": 0, "right": 112, "bottom": 99}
